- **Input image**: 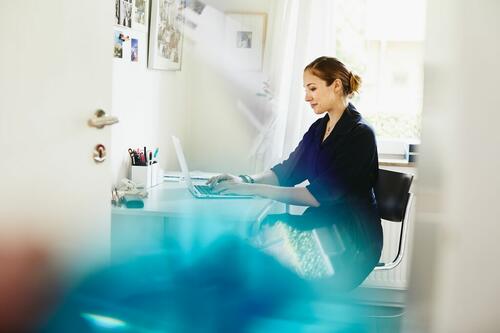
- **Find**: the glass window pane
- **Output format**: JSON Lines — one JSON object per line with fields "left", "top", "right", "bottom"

{"left": 334, "top": 0, "right": 425, "bottom": 140}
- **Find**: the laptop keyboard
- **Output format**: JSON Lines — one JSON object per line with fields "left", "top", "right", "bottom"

{"left": 194, "top": 184, "right": 251, "bottom": 197}
{"left": 194, "top": 184, "right": 215, "bottom": 195}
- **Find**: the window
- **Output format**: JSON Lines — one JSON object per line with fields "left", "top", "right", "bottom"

{"left": 334, "top": 0, "right": 426, "bottom": 141}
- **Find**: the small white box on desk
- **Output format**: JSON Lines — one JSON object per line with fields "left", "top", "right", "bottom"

{"left": 131, "top": 163, "right": 160, "bottom": 188}
{"left": 151, "top": 163, "right": 160, "bottom": 187}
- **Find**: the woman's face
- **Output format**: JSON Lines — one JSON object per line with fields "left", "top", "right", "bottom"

{"left": 303, "top": 70, "right": 342, "bottom": 114}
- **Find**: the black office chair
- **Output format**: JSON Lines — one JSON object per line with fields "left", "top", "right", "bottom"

{"left": 373, "top": 169, "right": 414, "bottom": 271}
{"left": 252, "top": 168, "right": 414, "bottom": 274}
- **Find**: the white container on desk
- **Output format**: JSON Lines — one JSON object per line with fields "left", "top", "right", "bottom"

{"left": 131, "top": 163, "right": 160, "bottom": 188}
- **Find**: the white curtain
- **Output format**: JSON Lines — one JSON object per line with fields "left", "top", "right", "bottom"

{"left": 253, "top": 0, "right": 337, "bottom": 171}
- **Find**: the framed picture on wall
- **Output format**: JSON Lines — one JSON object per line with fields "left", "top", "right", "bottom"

{"left": 132, "top": 0, "right": 149, "bottom": 31}
{"left": 115, "top": 0, "right": 149, "bottom": 32}
{"left": 224, "top": 13, "right": 267, "bottom": 71}
{"left": 148, "top": 0, "right": 186, "bottom": 71}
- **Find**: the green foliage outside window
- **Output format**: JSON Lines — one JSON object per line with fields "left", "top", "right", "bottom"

{"left": 364, "top": 112, "right": 421, "bottom": 139}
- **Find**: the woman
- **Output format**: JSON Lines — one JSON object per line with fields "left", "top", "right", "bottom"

{"left": 208, "top": 56, "right": 382, "bottom": 291}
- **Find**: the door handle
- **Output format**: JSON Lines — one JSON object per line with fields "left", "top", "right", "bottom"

{"left": 88, "top": 109, "right": 119, "bottom": 129}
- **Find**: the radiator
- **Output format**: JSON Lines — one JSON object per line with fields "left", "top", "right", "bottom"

{"left": 362, "top": 220, "right": 411, "bottom": 289}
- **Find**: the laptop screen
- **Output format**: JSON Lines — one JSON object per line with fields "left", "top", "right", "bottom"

{"left": 172, "top": 136, "right": 194, "bottom": 188}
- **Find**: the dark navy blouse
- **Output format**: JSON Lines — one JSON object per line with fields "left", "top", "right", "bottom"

{"left": 271, "top": 103, "right": 382, "bottom": 253}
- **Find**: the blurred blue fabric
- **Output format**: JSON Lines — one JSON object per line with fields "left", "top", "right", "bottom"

{"left": 42, "top": 235, "right": 370, "bottom": 333}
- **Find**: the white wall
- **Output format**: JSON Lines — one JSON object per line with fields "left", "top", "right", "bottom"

{"left": 109, "top": 29, "right": 191, "bottom": 183}
{"left": 183, "top": 0, "right": 272, "bottom": 174}
{"left": 405, "top": 0, "right": 500, "bottom": 331}
{"left": 110, "top": 0, "right": 272, "bottom": 181}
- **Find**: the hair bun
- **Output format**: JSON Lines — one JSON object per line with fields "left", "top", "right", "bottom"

{"left": 349, "top": 72, "right": 362, "bottom": 95}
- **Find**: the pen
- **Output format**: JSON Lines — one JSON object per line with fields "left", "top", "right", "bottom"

{"left": 153, "top": 148, "right": 159, "bottom": 158}
{"left": 144, "top": 146, "right": 147, "bottom": 164}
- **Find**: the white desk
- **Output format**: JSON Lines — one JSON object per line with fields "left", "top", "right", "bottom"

{"left": 111, "top": 181, "right": 276, "bottom": 261}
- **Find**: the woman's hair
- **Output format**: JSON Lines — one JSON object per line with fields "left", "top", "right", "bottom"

{"left": 304, "top": 56, "right": 362, "bottom": 96}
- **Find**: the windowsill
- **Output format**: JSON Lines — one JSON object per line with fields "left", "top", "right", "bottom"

{"left": 379, "top": 158, "right": 417, "bottom": 168}
{"left": 377, "top": 138, "right": 419, "bottom": 168}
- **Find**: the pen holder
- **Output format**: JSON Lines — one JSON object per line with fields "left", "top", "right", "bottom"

{"left": 131, "top": 163, "right": 160, "bottom": 188}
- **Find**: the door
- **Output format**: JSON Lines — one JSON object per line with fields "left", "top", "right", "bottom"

{"left": 0, "top": 1, "right": 113, "bottom": 271}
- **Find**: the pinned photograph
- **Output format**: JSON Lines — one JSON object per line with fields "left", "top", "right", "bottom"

{"left": 131, "top": 38, "right": 139, "bottom": 62}
{"left": 237, "top": 31, "right": 252, "bottom": 48}
{"left": 115, "top": 0, "right": 121, "bottom": 25}
{"left": 113, "top": 31, "right": 124, "bottom": 58}
{"left": 120, "top": 0, "right": 133, "bottom": 28}
{"left": 119, "top": 33, "right": 130, "bottom": 42}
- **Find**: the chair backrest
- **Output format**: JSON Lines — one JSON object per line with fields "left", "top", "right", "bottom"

{"left": 374, "top": 169, "right": 414, "bottom": 222}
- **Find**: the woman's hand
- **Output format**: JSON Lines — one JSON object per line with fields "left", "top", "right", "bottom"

{"left": 207, "top": 174, "right": 256, "bottom": 195}
{"left": 212, "top": 182, "right": 256, "bottom": 196}
{"left": 206, "top": 173, "right": 242, "bottom": 188}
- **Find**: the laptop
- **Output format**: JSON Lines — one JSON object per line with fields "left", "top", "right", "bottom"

{"left": 171, "top": 136, "right": 253, "bottom": 199}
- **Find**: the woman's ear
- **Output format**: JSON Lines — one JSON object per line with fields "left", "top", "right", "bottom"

{"left": 331, "top": 79, "right": 342, "bottom": 94}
